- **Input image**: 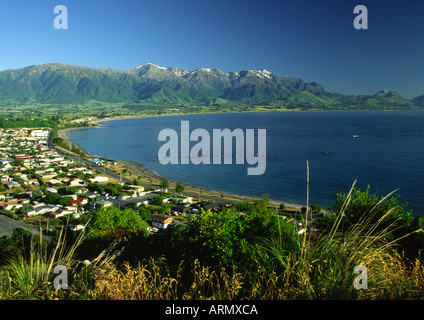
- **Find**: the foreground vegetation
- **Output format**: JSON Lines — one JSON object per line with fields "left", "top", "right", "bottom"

{"left": 0, "top": 182, "right": 423, "bottom": 300}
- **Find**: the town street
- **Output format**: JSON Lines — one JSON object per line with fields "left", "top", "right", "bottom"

{"left": 0, "top": 214, "right": 50, "bottom": 241}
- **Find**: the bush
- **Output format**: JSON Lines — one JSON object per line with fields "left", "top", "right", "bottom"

{"left": 152, "top": 195, "right": 163, "bottom": 206}
{"left": 88, "top": 205, "right": 148, "bottom": 239}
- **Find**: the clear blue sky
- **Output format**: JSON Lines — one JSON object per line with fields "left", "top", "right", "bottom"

{"left": 0, "top": 0, "right": 423, "bottom": 98}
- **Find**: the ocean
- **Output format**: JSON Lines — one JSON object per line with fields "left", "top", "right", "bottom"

{"left": 69, "top": 111, "right": 424, "bottom": 215}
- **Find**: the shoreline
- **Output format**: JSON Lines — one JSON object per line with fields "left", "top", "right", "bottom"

{"left": 58, "top": 113, "right": 308, "bottom": 211}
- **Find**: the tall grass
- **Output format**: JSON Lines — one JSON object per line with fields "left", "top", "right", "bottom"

{"left": 2, "top": 223, "right": 86, "bottom": 299}
{"left": 249, "top": 179, "right": 424, "bottom": 299}
{"left": 84, "top": 257, "right": 244, "bottom": 300}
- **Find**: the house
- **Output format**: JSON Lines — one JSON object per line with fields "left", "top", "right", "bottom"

{"left": 89, "top": 176, "right": 109, "bottom": 183}
{"left": 68, "top": 178, "right": 84, "bottom": 187}
{"left": 37, "top": 205, "right": 59, "bottom": 214}
{"left": 6, "top": 181, "right": 21, "bottom": 189}
{"left": 151, "top": 214, "right": 173, "bottom": 229}
{"left": 64, "top": 205, "right": 78, "bottom": 212}
{"left": 90, "top": 200, "right": 112, "bottom": 210}
{"left": 172, "top": 203, "right": 192, "bottom": 216}
{"left": 191, "top": 201, "right": 209, "bottom": 209}
{"left": 203, "top": 203, "right": 221, "bottom": 212}
{"left": 28, "top": 179, "right": 39, "bottom": 186}
{"left": 57, "top": 177, "right": 70, "bottom": 184}
{"left": 22, "top": 208, "right": 37, "bottom": 216}
{"left": 40, "top": 172, "right": 57, "bottom": 179}
{"left": 126, "top": 185, "right": 145, "bottom": 193}
{"left": 172, "top": 196, "right": 193, "bottom": 204}
{"left": 91, "top": 159, "right": 103, "bottom": 165}
{"left": 24, "top": 204, "right": 59, "bottom": 217}
{"left": 65, "top": 197, "right": 88, "bottom": 206}
{"left": 163, "top": 197, "right": 173, "bottom": 203}
{"left": 49, "top": 209, "right": 73, "bottom": 219}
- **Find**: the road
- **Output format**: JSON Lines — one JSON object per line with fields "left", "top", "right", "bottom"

{"left": 0, "top": 214, "right": 51, "bottom": 241}
{"left": 49, "top": 133, "right": 132, "bottom": 184}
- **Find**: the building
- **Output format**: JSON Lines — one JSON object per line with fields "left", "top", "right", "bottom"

{"left": 90, "top": 200, "right": 113, "bottom": 210}
{"left": 65, "top": 197, "right": 88, "bottom": 206}
{"left": 68, "top": 177, "right": 84, "bottom": 187}
{"left": 89, "top": 176, "right": 109, "bottom": 183}
{"left": 6, "top": 181, "right": 21, "bottom": 189}
{"left": 30, "top": 130, "right": 49, "bottom": 138}
{"left": 91, "top": 159, "right": 103, "bottom": 165}
{"left": 49, "top": 209, "right": 73, "bottom": 219}
{"left": 151, "top": 214, "right": 173, "bottom": 229}
{"left": 203, "top": 203, "right": 221, "bottom": 212}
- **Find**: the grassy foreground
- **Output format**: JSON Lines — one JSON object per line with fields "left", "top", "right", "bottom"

{"left": 1, "top": 183, "right": 424, "bottom": 300}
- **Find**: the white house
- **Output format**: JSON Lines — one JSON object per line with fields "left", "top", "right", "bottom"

{"left": 50, "top": 209, "right": 73, "bottom": 219}
{"left": 89, "top": 176, "right": 109, "bottom": 183}
{"left": 151, "top": 214, "right": 173, "bottom": 229}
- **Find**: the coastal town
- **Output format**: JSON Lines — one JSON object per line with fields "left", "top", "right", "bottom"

{"left": 0, "top": 125, "right": 319, "bottom": 240}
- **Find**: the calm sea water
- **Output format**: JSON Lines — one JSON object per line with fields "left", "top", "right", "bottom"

{"left": 69, "top": 111, "right": 424, "bottom": 215}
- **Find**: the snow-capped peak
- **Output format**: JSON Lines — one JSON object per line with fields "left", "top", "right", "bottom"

{"left": 146, "top": 63, "right": 168, "bottom": 71}
{"left": 248, "top": 68, "right": 273, "bottom": 80}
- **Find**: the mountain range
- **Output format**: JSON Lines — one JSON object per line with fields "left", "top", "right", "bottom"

{"left": 0, "top": 62, "right": 421, "bottom": 110}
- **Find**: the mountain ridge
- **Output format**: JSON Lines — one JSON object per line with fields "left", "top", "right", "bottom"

{"left": 0, "top": 62, "right": 420, "bottom": 110}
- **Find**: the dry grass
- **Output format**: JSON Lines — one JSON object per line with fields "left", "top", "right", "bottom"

{"left": 85, "top": 258, "right": 244, "bottom": 300}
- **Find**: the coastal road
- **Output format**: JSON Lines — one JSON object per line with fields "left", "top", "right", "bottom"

{"left": 51, "top": 144, "right": 132, "bottom": 184}
{"left": 49, "top": 130, "right": 152, "bottom": 185}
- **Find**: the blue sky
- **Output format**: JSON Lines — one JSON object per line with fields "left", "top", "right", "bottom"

{"left": 0, "top": 0, "right": 423, "bottom": 98}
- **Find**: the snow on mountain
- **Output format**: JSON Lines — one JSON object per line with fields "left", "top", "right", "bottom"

{"left": 146, "top": 63, "right": 167, "bottom": 71}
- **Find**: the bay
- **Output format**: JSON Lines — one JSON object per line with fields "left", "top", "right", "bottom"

{"left": 69, "top": 111, "right": 424, "bottom": 215}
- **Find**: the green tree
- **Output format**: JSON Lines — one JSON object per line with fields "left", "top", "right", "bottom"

{"left": 310, "top": 204, "right": 322, "bottom": 214}
{"left": 175, "top": 180, "right": 184, "bottom": 193}
{"left": 12, "top": 157, "right": 24, "bottom": 167}
{"left": 330, "top": 185, "right": 413, "bottom": 229}
{"left": 152, "top": 195, "right": 163, "bottom": 206}
{"left": 31, "top": 189, "right": 43, "bottom": 199}
{"left": 139, "top": 207, "right": 152, "bottom": 222}
{"left": 170, "top": 203, "right": 293, "bottom": 268}
{"left": 325, "top": 185, "right": 420, "bottom": 256}
{"left": 160, "top": 173, "right": 169, "bottom": 191}
{"left": 42, "top": 192, "right": 62, "bottom": 204}
{"left": 58, "top": 196, "right": 74, "bottom": 205}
